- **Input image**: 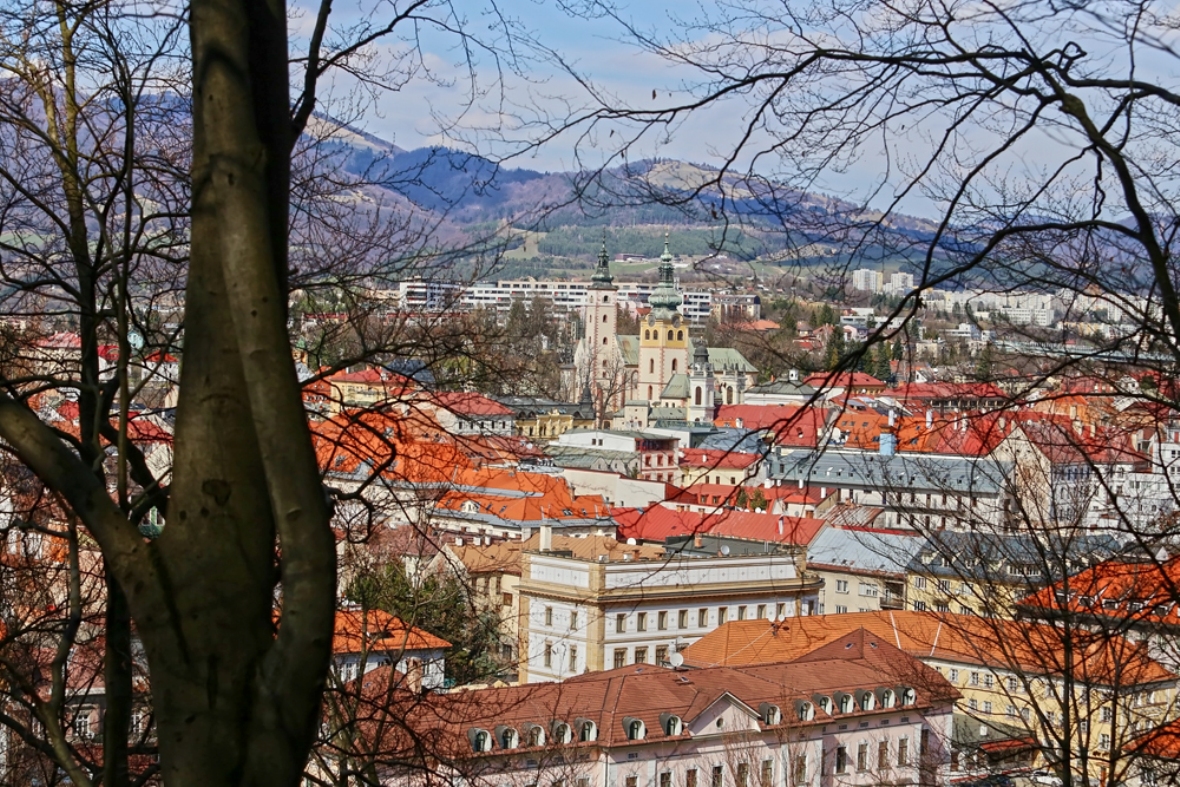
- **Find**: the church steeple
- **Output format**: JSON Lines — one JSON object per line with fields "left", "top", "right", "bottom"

{"left": 591, "top": 232, "right": 614, "bottom": 289}
{"left": 648, "top": 233, "right": 682, "bottom": 319}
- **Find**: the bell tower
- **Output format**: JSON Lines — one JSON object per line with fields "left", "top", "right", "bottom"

{"left": 638, "top": 235, "right": 689, "bottom": 403}
{"left": 687, "top": 341, "right": 715, "bottom": 424}
{"left": 585, "top": 236, "right": 619, "bottom": 411}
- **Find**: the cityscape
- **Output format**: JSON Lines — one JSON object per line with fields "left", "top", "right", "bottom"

{"left": 1, "top": 0, "right": 1179, "bottom": 786}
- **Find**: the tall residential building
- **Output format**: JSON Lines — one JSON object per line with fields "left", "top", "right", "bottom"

{"left": 851, "top": 268, "right": 883, "bottom": 293}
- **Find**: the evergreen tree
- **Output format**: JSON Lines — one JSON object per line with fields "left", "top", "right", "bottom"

{"left": 975, "top": 342, "right": 995, "bottom": 382}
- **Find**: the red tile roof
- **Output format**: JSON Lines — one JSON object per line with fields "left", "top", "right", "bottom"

{"left": 333, "top": 608, "right": 452, "bottom": 655}
{"left": 613, "top": 506, "right": 825, "bottom": 546}
{"left": 678, "top": 448, "right": 760, "bottom": 470}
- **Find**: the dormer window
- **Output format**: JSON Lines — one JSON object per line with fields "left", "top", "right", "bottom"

{"left": 859, "top": 691, "right": 875, "bottom": 711}
{"left": 462, "top": 500, "right": 479, "bottom": 514}
{"left": 526, "top": 725, "right": 545, "bottom": 747}
{"left": 663, "top": 714, "right": 683, "bottom": 735}
{"left": 839, "top": 694, "right": 853, "bottom": 714}
{"left": 880, "top": 689, "right": 896, "bottom": 709}
{"left": 902, "top": 688, "right": 917, "bottom": 706}
{"left": 470, "top": 729, "right": 492, "bottom": 752}
{"left": 579, "top": 720, "right": 597, "bottom": 742}
{"left": 760, "top": 703, "right": 782, "bottom": 725}
{"left": 796, "top": 702, "right": 814, "bottom": 722}
{"left": 500, "top": 727, "right": 519, "bottom": 749}
{"left": 624, "top": 717, "right": 646, "bottom": 740}
{"left": 818, "top": 696, "right": 833, "bottom": 715}
{"left": 553, "top": 722, "right": 572, "bottom": 744}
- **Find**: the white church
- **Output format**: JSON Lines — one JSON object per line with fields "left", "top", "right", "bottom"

{"left": 572, "top": 237, "right": 757, "bottom": 428}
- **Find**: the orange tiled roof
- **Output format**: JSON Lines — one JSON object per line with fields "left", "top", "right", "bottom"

{"left": 333, "top": 608, "right": 451, "bottom": 655}
{"left": 682, "top": 611, "right": 1174, "bottom": 687}
{"left": 1021, "top": 556, "right": 1180, "bottom": 628}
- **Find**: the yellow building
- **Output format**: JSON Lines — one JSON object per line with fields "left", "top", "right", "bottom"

{"left": 683, "top": 612, "right": 1178, "bottom": 785}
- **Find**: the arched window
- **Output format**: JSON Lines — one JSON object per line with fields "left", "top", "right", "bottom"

{"left": 671, "top": 359, "right": 678, "bottom": 372}
{"left": 860, "top": 692, "right": 875, "bottom": 711}
{"left": 500, "top": 728, "right": 518, "bottom": 749}
{"left": 881, "top": 690, "right": 896, "bottom": 708}
{"left": 644, "top": 330, "right": 650, "bottom": 339}
{"left": 797, "top": 702, "right": 814, "bottom": 721}
{"left": 902, "top": 688, "right": 917, "bottom": 706}
{"left": 648, "top": 386, "right": 653, "bottom": 399}
{"left": 727, "top": 387, "right": 734, "bottom": 404}
{"left": 667, "top": 330, "right": 674, "bottom": 340}
{"left": 554, "top": 723, "right": 572, "bottom": 744}
{"left": 527, "top": 726, "right": 544, "bottom": 747}
{"left": 603, "top": 314, "right": 609, "bottom": 323}
{"left": 677, "top": 330, "right": 684, "bottom": 340}
{"left": 818, "top": 696, "right": 833, "bottom": 715}
{"left": 664, "top": 715, "right": 682, "bottom": 735}
{"left": 603, "top": 337, "right": 608, "bottom": 345}
{"left": 579, "top": 721, "right": 597, "bottom": 742}
{"left": 603, "top": 359, "right": 608, "bottom": 369}
{"left": 603, "top": 295, "right": 610, "bottom": 303}
{"left": 649, "top": 359, "right": 655, "bottom": 374}
{"left": 626, "top": 719, "right": 645, "bottom": 740}
{"left": 839, "top": 694, "right": 853, "bottom": 714}
{"left": 472, "top": 730, "right": 490, "bottom": 752}
{"left": 695, "top": 387, "right": 702, "bottom": 405}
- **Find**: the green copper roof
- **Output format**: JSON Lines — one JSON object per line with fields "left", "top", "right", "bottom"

{"left": 590, "top": 234, "right": 614, "bottom": 289}
{"left": 648, "top": 234, "right": 682, "bottom": 319}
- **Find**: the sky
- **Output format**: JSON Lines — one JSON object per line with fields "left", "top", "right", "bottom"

{"left": 298, "top": 0, "right": 1180, "bottom": 221}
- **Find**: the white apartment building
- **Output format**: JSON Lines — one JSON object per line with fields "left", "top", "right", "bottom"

{"left": 516, "top": 534, "right": 821, "bottom": 683}
{"left": 851, "top": 269, "right": 883, "bottom": 293}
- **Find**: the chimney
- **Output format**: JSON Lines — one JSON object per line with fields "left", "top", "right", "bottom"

{"left": 925, "top": 409, "right": 933, "bottom": 429}
{"left": 888, "top": 409, "right": 896, "bottom": 428}
{"left": 539, "top": 522, "right": 553, "bottom": 552}
{"left": 406, "top": 657, "right": 424, "bottom": 694}
{"left": 777, "top": 517, "right": 784, "bottom": 536}
{"left": 693, "top": 533, "right": 703, "bottom": 549}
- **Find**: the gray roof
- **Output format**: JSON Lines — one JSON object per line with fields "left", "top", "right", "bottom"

{"left": 906, "top": 531, "right": 1123, "bottom": 582}
{"left": 544, "top": 445, "right": 637, "bottom": 470}
{"left": 616, "top": 335, "right": 640, "bottom": 366}
{"left": 773, "top": 449, "right": 1012, "bottom": 495}
{"left": 746, "top": 379, "right": 817, "bottom": 396}
{"left": 807, "top": 527, "right": 924, "bottom": 576}
{"left": 690, "top": 341, "right": 757, "bottom": 373}
{"left": 659, "top": 373, "right": 690, "bottom": 400}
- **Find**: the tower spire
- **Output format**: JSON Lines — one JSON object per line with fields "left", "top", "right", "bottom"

{"left": 591, "top": 230, "right": 614, "bottom": 289}
{"left": 648, "top": 232, "right": 682, "bottom": 319}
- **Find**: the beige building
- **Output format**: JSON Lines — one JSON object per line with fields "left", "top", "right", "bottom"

{"left": 516, "top": 531, "right": 821, "bottom": 683}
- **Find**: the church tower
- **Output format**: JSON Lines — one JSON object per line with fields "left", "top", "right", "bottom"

{"left": 687, "top": 340, "right": 715, "bottom": 424}
{"left": 584, "top": 237, "right": 619, "bottom": 411}
{"left": 638, "top": 235, "right": 689, "bottom": 403}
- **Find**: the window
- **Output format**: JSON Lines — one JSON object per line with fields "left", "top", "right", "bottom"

{"left": 627, "top": 719, "right": 645, "bottom": 740}
{"left": 836, "top": 580, "right": 849, "bottom": 593}
{"left": 544, "top": 643, "right": 553, "bottom": 668}
{"left": 878, "top": 740, "right": 889, "bottom": 769}
{"left": 738, "top": 605, "right": 747, "bottom": 621}
{"left": 757, "top": 604, "right": 767, "bottom": 619}
{"left": 74, "top": 713, "right": 92, "bottom": 740}
{"left": 983, "top": 701, "right": 993, "bottom": 714}
{"left": 970, "top": 671, "right": 980, "bottom": 686}
{"left": 835, "top": 605, "right": 848, "bottom": 614}
{"left": 984, "top": 673, "right": 995, "bottom": 688}
{"left": 637, "top": 612, "right": 647, "bottom": 632}
{"left": 777, "top": 603, "right": 786, "bottom": 618}
{"left": 570, "top": 611, "right": 578, "bottom": 630}
{"left": 949, "top": 669, "right": 959, "bottom": 682}
{"left": 616, "top": 613, "right": 626, "bottom": 633}
{"left": 569, "top": 646, "right": 578, "bottom": 672}
{"left": 713, "top": 766, "right": 724, "bottom": 787}
{"left": 839, "top": 694, "right": 853, "bottom": 714}
{"left": 856, "top": 743, "right": 868, "bottom": 772}
{"left": 698, "top": 609, "right": 708, "bottom": 627}
{"left": 793, "top": 756, "right": 806, "bottom": 785}
{"left": 737, "top": 763, "right": 750, "bottom": 787}
{"left": 679, "top": 610, "right": 688, "bottom": 629}
{"left": 1100, "top": 734, "right": 1111, "bottom": 751}
{"left": 835, "top": 746, "right": 848, "bottom": 774}
{"left": 634, "top": 647, "right": 648, "bottom": 664}
{"left": 503, "top": 591, "right": 513, "bottom": 607}
{"left": 627, "top": 778, "right": 638, "bottom": 787}
{"left": 1006, "top": 705, "right": 1017, "bottom": 717}
{"left": 658, "top": 611, "right": 668, "bottom": 630}
{"left": 1101, "top": 706, "right": 1113, "bottom": 722}
{"left": 968, "top": 699, "right": 978, "bottom": 711}
{"left": 913, "top": 601, "right": 927, "bottom": 611}
{"left": 687, "top": 770, "right": 698, "bottom": 787}
{"left": 897, "top": 738, "right": 909, "bottom": 767}
{"left": 761, "top": 759, "right": 773, "bottom": 787}
{"left": 545, "top": 607, "right": 553, "bottom": 626}
{"left": 614, "top": 649, "right": 626, "bottom": 669}
{"left": 913, "top": 576, "right": 927, "bottom": 589}
{"left": 935, "top": 602, "right": 949, "bottom": 613}
{"left": 718, "top": 607, "right": 728, "bottom": 625}
{"left": 661, "top": 774, "right": 672, "bottom": 787}
{"left": 860, "top": 583, "right": 879, "bottom": 597}
{"left": 656, "top": 645, "right": 668, "bottom": 665}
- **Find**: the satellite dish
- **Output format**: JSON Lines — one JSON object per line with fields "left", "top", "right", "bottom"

{"left": 720, "top": 545, "right": 731, "bottom": 556}
{"left": 626, "top": 537, "right": 637, "bottom": 546}
{"left": 669, "top": 652, "right": 685, "bottom": 668}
